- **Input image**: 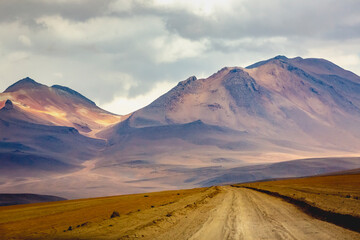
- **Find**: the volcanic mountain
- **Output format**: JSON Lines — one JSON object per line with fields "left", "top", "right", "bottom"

{"left": 99, "top": 56, "right": 360, "bottom": 167}
{"left": 129, "top": 56, "right": 360, "bottom": 145}
{"left": 0, "top": 77, "right": 125, "bottom": 137}
{"left": 0, "top": 79, "right": 124, "bottom": 186}
{"left": 1, "top": 56, "right": 360, "bottom": 198}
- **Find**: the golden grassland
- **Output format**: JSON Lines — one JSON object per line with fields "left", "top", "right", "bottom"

{"left": 235, "top": 172, "right": 360, "bottom": 217}
{"left": 0, "top": 187, "right": 220, "bottom": 239}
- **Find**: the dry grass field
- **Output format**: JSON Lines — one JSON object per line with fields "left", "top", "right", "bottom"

{"left": 0, "top": 187, "right": 220, "bottom": 239}
{"left": 235, "top": 172, "right": 360, "bottom": 218}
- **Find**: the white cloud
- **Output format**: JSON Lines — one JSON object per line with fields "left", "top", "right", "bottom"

{"left": 100, "top": 81, "right": 174, "bottom": 115}
{"left": 7, "top": 51, "right": 30, "bottom": 62}
{"left": 152, "top": 0, "right": 234, "bottom": 16}
{"left": 53, "top": 72, "right": 63, "bottom": 78}
{"left": 35, "top": 15, "right": 164, "bottom": 44}
{"left": 18, "top": 35, "right": 32, "bottom": 46}
{"left": 151, "top": 35, "right": 209, "bottom": 63}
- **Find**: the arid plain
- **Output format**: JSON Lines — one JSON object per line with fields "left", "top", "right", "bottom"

{"left": 1, "top": 172, "right": 359, "bottom": 239}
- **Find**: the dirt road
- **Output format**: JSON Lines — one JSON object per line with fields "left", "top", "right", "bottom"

{"left": 3, "top": 186, "right": 359, "bottom": 239}
{"left": 156, "top": 186, "right": 360, "bottom": 240}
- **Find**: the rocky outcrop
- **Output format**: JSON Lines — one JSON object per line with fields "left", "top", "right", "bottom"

{"left": 3, "top": 99, "right": 13, "bottom": 110}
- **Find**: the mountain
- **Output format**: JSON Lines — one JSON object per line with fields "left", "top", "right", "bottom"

{"left": 123, "top": 56, "right": 360, "bottom": 147}
{"left": 0, "top": 193, "right": 66, "bottom": 206}
{"left": 0, "top": 77, "right": 126, "bottom": 137}
{"left": 0, "top": 99, "right": 106, "bottom": 178}
{"left": 100, "top": 56, "right": 360, "bottom": 167}
{"left": 1, "top": 56, "right": 360, "bottom": 198}
{"left": 0, "top": 79, "right": 121, "bottom": 183}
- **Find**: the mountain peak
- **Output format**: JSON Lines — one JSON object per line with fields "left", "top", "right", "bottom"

{"left": 19, "top": 77, "right": 35, "bottom": 83}
{"left": 177, "top": 76, "right": 197, "bottom": 87}
{"left": 4, "top": 77, "right": 44, "bottom": 93}
{"left": 246, "top": 55, "right": 291, "bottom": 69}
{"left": 273, "top": 55, "right": 288, "bottom": 60}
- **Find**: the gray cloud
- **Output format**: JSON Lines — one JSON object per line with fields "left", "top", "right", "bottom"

{"left": 0, "top": 0, "right": 112, "bottom": 24}
{"left": 0, "top": 0, "right": 359, "bottom": 114}
{"left": 160, "top": 0, "right": 360, "bottom": 40}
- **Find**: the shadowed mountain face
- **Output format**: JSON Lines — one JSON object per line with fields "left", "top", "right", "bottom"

{"left": 0, "top": 99, "right": 106, "bottom": 178}
{"left": 1, "top": 56, "right": 360, "bottom": 198}
{"left": 0, "top": 81, "right": 111, "bottom": 179}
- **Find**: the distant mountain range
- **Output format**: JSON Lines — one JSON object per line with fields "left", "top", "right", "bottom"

{"left": 1, "top": 56, "right": 360, "bottom": 199}
{"left": 0, "top": 193, "right": 66, "bottom": 206}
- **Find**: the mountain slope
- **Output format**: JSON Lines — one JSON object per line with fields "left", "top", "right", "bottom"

{"left": 0, "top": 99, "right": 106, "bottom": 178}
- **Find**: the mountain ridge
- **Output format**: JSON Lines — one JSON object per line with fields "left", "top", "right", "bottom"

{"left": 51, "top": 84, "right": 96, "bottom": 106}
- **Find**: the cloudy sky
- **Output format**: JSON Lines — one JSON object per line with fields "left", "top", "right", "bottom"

{"left": 1, "top": 0, "right": 360, "bottom": 114}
